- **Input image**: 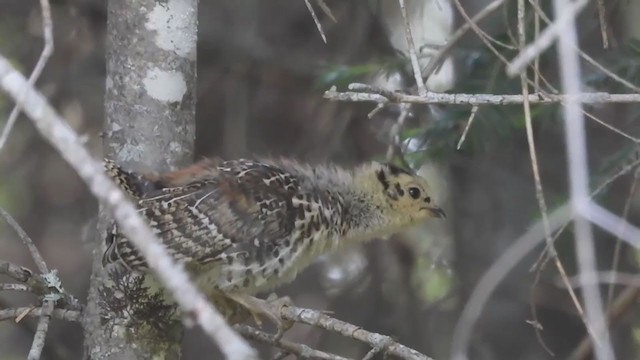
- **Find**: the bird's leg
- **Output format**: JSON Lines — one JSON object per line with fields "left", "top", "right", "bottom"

{"left": 225, "top": 293, "right": 293, "bottom": 339}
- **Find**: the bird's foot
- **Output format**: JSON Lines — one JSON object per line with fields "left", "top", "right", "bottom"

{"left": 226, "top": 293, "right": 294, "bottom": 340}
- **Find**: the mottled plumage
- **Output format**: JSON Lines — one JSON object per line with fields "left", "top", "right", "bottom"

{"left": 103, "top": 158, "right": 445, "bottom": 327}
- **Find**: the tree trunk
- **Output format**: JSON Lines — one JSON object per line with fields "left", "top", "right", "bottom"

{"left": 83, "top": 0, "right": 197, "bottom": 358}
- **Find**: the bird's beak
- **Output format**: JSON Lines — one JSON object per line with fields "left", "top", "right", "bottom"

{"left": 428, "top": 207, "right": 446, "bottom": 219}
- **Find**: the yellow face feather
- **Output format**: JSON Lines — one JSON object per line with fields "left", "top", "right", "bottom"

{"left": 354, "top": 162, "right": 446, "bottom": 229}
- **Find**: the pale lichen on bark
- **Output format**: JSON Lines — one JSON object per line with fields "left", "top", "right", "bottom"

{"left": 83, "top": 0, "right": 197, "bottom": 359}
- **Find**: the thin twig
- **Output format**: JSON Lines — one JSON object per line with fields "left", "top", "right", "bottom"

{"left": 573, "top": 286, "right": 640, "bottom": 360}
{"left": 27, "top": 298, "right": 54, "bottom": 360}
{"left": 386, "top": 103, "right": 412, "bottom": 169}
{"left": 397, "top": 0, "right": 427, "bottom": 96}
{"left": 236, "top": 325, "right": 349, "bottom": 360}
{"left": 585, "top": 201, "right": 640, "bottom": 249}
{"left": 422, "top": 0, "right": 505, "bottom": 81}
{"left": 451, "top": 148, "right": 640, "bottom": 359}
{"left": 527, "top": 0, "right": 640, "bottom": 94}
{"left": 279, "top": 306, "right": 434, "bottom": 360}
{"left": 0, "top": 206, "right": 49, "bottom": 274}
{"left": 581, "top": 109, "right": 640, "bottom": 143}
{"left": 596, "top": 0, "right": 609, "bottom": 49}
{"left": 451, "top": 204, "right": 572, "bottom": 360}
{"left": 506, "top": 0, "right": 589, "bottom": 76}
{"left": 0, "top": 0, "right": 53, "bottom": 152}
{"left": 451, "top": 0, "right": 511, "bottom": 66}
{"left": 315, "top": 0, "right": 336, "bottom": 23}
{"left": 456, "top": 106, "right": 478, "bottom": 149}
{"left": 533, "top": 0, "right": 540, "bottom": 91}
{"left": 0, "top": 55, "right": 257, "bottom": 360}
{"left": 516, "top": 2, "right": 579, "bottom": 355}
{"left": 606, "top": 173, "right": 639, "bottom": 307}
{"left": 304, "top": 0, "right": 327, "bottom": 44}
{"left": 452, "top": 0, "right": 564, "bottom": 96}
{"left": 561, "top": 271, "right": 640, "bottom": 289}
{"left": 534, "top": 153, "right": 640, "bottom": 272}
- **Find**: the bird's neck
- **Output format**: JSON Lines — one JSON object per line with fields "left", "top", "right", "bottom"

{"left": 329, "top": 167, "right": 399, "bottom": 244}
{"left": 340, "top": 189, "right": 393, "bottom": 242}
{"left": 283, "top": 160, "right": 398, "bottom": 245}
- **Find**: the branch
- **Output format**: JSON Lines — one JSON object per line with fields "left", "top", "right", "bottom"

{"left": 397, "top": 0, "right": 426, "bottom": 96}
{"left": 506, "top": 0, "right": 589, "bottom": 76}
{"left": 0, "top": 260, "right": 80, "bottom": 310}
{"left": 422, "top": 0, "right": 504, "bottom": 81}
{"left": 279, "top": 305, "right": 434, "bottom": 360}
{"left": 324, "top": 84, "right": 640, "bottom": 105}
{"left": 450, "top": 204, "right": 572, "bottom": 360}
{"left": 0, "top": 260, "right": 33, "bottom": 282}
{"left": 0, "top": 0, "right": 53, "bottom": 151}
{"left": 27, "top": 298, "right": 54, "bottom": 360}
{"left": 0, "top": 306, "right": 81, "bottom": 322}
{"left": 553, "top": 0, "right": 614, "bottom": 356}
{"left": 236, "top": 325, "right": 350, "bottom": 360}
{"left": 0, "top": 55, "right": 257, "bottom": 360}
{"left": 304, "top": 0, "right": 327, "bottom": 43}
{"left": 0, "top": 206, "right": 49, "bottom": 274}
{"left": 570, "top": 286, "right": 640, "bottom": 360}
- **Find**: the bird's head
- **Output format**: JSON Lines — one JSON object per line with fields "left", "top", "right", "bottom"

{"left": 355, "top": 162, "right": 446, "bottom": 230}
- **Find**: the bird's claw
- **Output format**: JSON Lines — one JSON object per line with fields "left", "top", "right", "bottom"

{"left": 226, "top": 293, "right": 294, "bottom": 340}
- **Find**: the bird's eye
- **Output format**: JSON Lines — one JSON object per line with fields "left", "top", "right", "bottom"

{"left": 408, "top": 187, "right": 421, "bottom": 199}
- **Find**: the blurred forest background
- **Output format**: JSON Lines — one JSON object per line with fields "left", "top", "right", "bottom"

{"left": 2, "top": 0, "right": 640, "bottom": 359}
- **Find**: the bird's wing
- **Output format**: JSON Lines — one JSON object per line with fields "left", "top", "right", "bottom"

{"left": 103, "top": 160, "right": 300, "bottom": 271}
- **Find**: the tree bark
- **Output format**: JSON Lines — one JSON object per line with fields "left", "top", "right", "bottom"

{"left": 83, "top": 0, "right": 197, "bottom": 359}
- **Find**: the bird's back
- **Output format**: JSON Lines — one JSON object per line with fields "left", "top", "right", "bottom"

{"left": 103, "top": 158, "right": 345, "bottom": 294}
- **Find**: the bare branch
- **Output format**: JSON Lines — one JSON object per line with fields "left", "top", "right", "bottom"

{"left": 0, "top": 206, "right": 49, "bottom": 274}
{"left": 0, "top": 260, "right": 33, "bottom": 282}
{"left": 596, "top": 0, "right": 609, "bottom": 49}
{"left": 316, "top": 0, "right": 336, "bottom": 23}
{"left": 397, "top": 0, "right": 426, "bottom": 96}
{"left": 325, "top": 84, "right": 640, "bottom": 105}
{"left": 451, "top": 204, "right": 572, "bottom": 360}
{"left": 527, "top": 0, "right": 640, "bottom": 94}
{"left": 279, "top": 306, "right": 434, "bottom": 360}
{"left": 606, "top": 174, "right": 639, "bottom": 307}
{"left": 386, "top": 103, "right": 412, "bottom": 168}
{"left": 507, "top": 0, "right": 589, "bottom": 76}
{"left": 236, "top": 325, "right": 349, "bottom": 360}
{"left": 27, "top": 298, "right": 54, "bottom": 360}
{"left": 570, "top": 286, "right": 639, "bottom": 360}
{"left": 516, "top": 1, "right": 589, "bottom": 354}
{"left": 304, "top": 0, "right": 327, "bottom": 43}
{"left": 0, "top": 260, "right": 80, "bottom": 310}
{"left": 456, "top": 105, "right": 478, "bottom": 149}
{"left": 422, "top": 0, "right": 505, "bottom": 81}
{"left": 0, "top": 55, "right": 257, "bottom": 360}
{"left": 553, "top": 0, "right": 614, "bottom": 356}
{"left": 0, "top": 306, "right": 81, "bottom": 322}
{"left": 0, "top": 0, "right": 53, "bottom": 152}
{"left": 451, "top": 0, "right": 511, "bottom": 66}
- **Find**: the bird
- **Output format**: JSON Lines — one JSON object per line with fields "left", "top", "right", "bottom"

{"left": 102, "top": 157, "right": 446, "bottom": 333}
